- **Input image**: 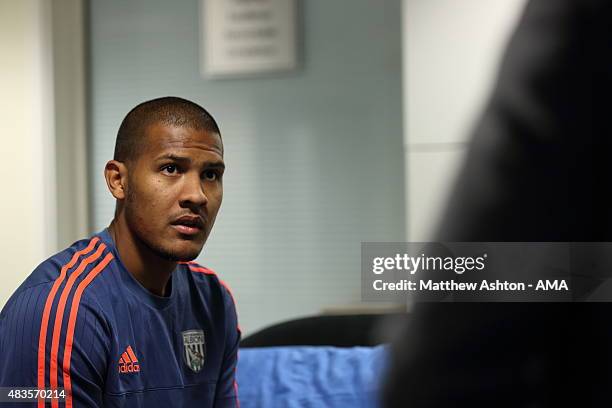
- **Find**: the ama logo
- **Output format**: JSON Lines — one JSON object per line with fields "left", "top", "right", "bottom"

{"left": 535, "top": 280, "right": 569, "bottom": 291}
{"left": 118, "top": 345, "right": 140, "bottom": 374}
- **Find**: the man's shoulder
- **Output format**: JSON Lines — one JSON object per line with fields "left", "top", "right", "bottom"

{"left": 179, "top": 261, "right": 236, "bottom": 303}
{"left": 179, "top": 261, "right": 240, "bottom": 334}
{"left": 0, "top": 234, "right": 115, "bottom": 347}
{"left": 5, "top": 234, "right": 115, "bottom": 314}
{"left": 21, "top": 235, "right": 108, "bottom": 290}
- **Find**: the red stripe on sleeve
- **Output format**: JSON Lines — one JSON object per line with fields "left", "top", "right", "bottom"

{"left": 49, "top": 243, "right": 107, "bottom": 408}
{"left": 187, "top": 265, "right": 215, "bottom": 275}
{"left": 63, "top": 252, "right": 114, "bottom": 408}
{"left": 37, "top": 237, "right": 99, "bottom": 408}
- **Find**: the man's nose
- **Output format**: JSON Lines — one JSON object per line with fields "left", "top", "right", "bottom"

{"left": 180, "top": 172, "right": 208, "bottom": 208}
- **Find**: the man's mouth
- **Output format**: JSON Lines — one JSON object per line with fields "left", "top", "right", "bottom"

{"left": 172, "top": 225, "right": 202, "bottom": 235}
{"left": 171, "top": 215, "right": 205, "bottom": 236}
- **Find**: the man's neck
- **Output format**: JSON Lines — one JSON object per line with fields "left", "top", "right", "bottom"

{"left": 108, "top": 218, "right": 176, "bottom": 297}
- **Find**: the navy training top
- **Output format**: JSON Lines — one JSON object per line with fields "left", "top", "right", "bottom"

{"left": 0, "top": 228, "right": 240, "bottom": 407}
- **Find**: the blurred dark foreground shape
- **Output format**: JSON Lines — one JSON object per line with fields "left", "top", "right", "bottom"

{"left": 384, "top": 0, "right": 612, "bottom": 406}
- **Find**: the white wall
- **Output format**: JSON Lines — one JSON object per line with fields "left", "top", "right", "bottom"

{"left": 0, "top": 0, "right": 55, "bottom": 307}
{"left": 403, "top": 0, "right": 527, "bottom": 240}
{"left": 0, "top": 0, "right": 87, "bottom": 309}
{"left": 52, "top": 0, "right": 89, "bottom": 250}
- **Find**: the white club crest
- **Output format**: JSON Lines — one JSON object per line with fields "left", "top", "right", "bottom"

{"left": 182, "top": 330, "right": 206, "bottom": 373}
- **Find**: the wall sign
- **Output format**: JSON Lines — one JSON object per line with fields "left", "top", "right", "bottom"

{"left": 201, "top": 0, "right": 297, "bottom": 78}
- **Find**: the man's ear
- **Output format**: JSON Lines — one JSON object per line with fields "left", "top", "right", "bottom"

{"left": 104, "top": 160, "right": 128, "bottom": 200}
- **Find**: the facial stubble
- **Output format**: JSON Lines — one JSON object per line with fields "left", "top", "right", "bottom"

{"left": 124, "top": 177, "right": 204, "bottom": 262}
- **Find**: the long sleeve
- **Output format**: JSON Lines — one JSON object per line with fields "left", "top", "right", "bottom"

{"left": 0, "top": 281, "right": 111, "bottom": 408}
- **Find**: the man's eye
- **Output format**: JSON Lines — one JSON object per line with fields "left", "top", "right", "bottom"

{"left": 203, "top": 170, "right": 218, "bottom": 181}
{"left": 162, "top": 165, "right": 178, "bottom": 174}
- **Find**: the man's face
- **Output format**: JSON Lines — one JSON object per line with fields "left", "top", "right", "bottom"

{"left": 123, "top": 122, "right": 224, "bottom": 262}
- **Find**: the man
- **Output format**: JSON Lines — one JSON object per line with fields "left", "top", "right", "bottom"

{"left": 0, "top": 97, "right": 240, "bottom": 407}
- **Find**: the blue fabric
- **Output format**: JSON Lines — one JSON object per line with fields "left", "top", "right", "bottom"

{"left": 237, "top": 345, "right": 388, "bottom": 408}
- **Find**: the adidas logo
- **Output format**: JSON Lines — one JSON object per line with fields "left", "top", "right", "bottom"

{"left": 118, "top": 345, "right": 140, "bottom": 374}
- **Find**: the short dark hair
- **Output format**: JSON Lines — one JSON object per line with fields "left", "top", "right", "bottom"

{"left": 114, "top": 96, "right": 221, "bottom": 164}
